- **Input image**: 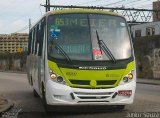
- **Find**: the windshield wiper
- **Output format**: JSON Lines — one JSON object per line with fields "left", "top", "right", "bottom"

{"left": 96, "top": 30, "right": 117, "bottom": 63}
{"left": 52, "top": 41, "right": 72, "bottom": 63}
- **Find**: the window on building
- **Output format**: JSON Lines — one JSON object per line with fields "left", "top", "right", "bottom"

{"left": 135, "top": 30, "right": 141, "bottom": 37}
{"left": 146, "top": 28, "right": 150, "bottom": 36}
{"left": 152, "top": 28, "right": 155, "bottom": 35}
{"left": 146, "top": 27, "right": 155, "bottom": 36}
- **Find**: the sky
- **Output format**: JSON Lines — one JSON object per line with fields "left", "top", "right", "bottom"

{"left": 0, "top": 0, "right": 157, "bottom": 34}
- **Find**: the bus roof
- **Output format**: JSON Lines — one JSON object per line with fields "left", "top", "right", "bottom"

{"left": 46, "top": 9, "right": 120, "bottom": 17}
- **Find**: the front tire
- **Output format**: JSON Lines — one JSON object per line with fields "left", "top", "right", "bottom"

{"left": 42, "top": 85, "right": 51, "bottom": 113}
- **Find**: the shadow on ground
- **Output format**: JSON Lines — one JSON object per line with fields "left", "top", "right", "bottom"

{"left": 18, "top": 106, "right": 127, "bottom": 118}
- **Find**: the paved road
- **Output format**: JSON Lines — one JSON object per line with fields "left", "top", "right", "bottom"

{"left": 0, "top": 72, "right": 160, "bottom": 118}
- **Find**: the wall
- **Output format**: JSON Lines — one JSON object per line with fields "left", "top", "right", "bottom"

{"left": 131, "top": 21, "right": 160, "bottom": 38}
{"left": 153, "top": 1, "right": 160, "bottom": 21}
{"left": 0, "top": 52, "right": 27, "bottom": 72}
{"left": 133, "top": 35, "right": 160, "bottom": 79}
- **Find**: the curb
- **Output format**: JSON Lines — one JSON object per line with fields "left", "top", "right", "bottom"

{"left": 0, "top": 97, "right": 14, "bottom": 115}
{"left": 137, "top": 81, "right": 160, "bottom": 85}
{"left": 0, "top": 71, "right": 26, "bottom": 74}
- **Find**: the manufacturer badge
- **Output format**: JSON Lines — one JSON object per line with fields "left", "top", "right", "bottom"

{"left": 90, "top": 80, "right": 97, "bottom": 87}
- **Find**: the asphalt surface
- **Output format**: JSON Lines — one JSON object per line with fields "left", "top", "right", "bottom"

{"left": 0, "top": 96, "right": 13, "bottom": 114}
{"left": 0, "top": 72, "right": 160, "bottom": 118}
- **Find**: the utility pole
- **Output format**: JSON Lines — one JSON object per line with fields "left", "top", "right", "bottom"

{"left": 46, "top": 0, "right": 50, "bottom": 12}
{"left": 29, "top": 19, "right": 31, "bottom": 31}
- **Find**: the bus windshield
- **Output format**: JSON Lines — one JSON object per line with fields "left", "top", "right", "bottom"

{"left": 48, "top": 13, "right": 132, "bottom": 61}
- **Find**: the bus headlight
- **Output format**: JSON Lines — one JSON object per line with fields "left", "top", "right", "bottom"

{"left": 119, "top": 71, "right": 134, "bottom": 85}
{"left": 50, "top": 73, "right": 57, "bottom": 80}
{"left": 49, "top": 69, "right": 66, "bottom": 85}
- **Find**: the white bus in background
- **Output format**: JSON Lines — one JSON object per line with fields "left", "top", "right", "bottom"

{"left": 131, "top": 21, "right": 160, "bottom": 38}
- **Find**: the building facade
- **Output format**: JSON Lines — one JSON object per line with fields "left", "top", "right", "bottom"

{"left": 0, "top": 33, "right": 28, "bottom": 53}
{"left": 153, "top": 1, "right": 160, "bottom": 21}
{"left": 131, "top": 21, "right": 160, "bottom": 38}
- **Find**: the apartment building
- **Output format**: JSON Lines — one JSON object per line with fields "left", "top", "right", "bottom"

{"left": 0, "top": 33, "right": 28, "bottom": 53}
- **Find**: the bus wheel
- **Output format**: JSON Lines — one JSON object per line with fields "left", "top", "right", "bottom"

{"left": 116, "top": 105, "right": 125, "bottom": 110}
{"left": 33, "top": 89, "right": 39, "bottom": 97}
{"left": 42, "top": 85, "right": 50, "bottom": 113}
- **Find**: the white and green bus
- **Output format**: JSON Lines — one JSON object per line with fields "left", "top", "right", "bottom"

{"left": 27, "top": 8, "right": 136, "bottom": 111}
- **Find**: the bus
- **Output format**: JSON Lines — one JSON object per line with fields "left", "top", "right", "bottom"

{"left": 27, "top": 8, "right": 136, "bottom": 112}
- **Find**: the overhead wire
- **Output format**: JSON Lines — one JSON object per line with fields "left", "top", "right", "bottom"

{"left": 39, "top": 5, "right": 43, "bottom": 15}
{"left": 12, "top": 20, "right": 37, "bottom": 33}
{"left": 13, "top": 0, "right": 45, "bottom": 34}
{"left": 98, "top": 0, "right": 152, "bottom": 9}
{"left": 13, "top": 26, "right": 29, "bottom": 33}
{"left": 119, "top": 0, "right": 152, "bottom": 8}
{"left": 5, "top": 0, "right": 156, "bottom": 34}
{"left": 121, "top": 0, "right": 143, "bottom": 6}
{"left": 76, "top": 0, "right": 101, "bottom": 5}
{"left": 138, "top": 4, "right": 152, "bottom": 9}
{"left": 102, "top": 0, "right": 126, "bottom": 7}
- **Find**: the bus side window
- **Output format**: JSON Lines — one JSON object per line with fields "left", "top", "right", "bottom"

{"left": 28, "top": 31, "right": 32, "bottom": 55}
{"left": 38, "top": 19, "right": 45, "bottom": 56}
{"left": 32, "top": 28, "right": 36, "bottom": 54}
{"left": 35, "top": 25, "right": 39, "bottom": 55}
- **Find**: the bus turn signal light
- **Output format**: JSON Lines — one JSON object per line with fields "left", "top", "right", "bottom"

{"left": 128, "top": 73, "right": 133, "bottom": 80}
{"left": 118, "top": 90, "right": 132, "bottom": 97}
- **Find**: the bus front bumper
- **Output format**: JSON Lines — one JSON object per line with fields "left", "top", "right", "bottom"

{"left": 46, "top": 80, "right": 136, "bottom": 106}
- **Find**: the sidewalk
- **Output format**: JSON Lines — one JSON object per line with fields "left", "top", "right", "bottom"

{"left": 0, "top": 96, "right": 13, "bottom": 115}
{"left": 0, "top": 70, "right": 26, "bottom": 74}
{"left": 137, "top": 78, "right": 160, "bottom": 85}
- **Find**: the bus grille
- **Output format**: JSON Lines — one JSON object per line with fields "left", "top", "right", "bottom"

{"left": 72, "top": 92, "right": 114, "bottom": 102}
{"left": 69, "top": 80, "right": 117, "bottom": 86}
{"left": 70, "top": 80, "right": 90, "bottom": 85}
